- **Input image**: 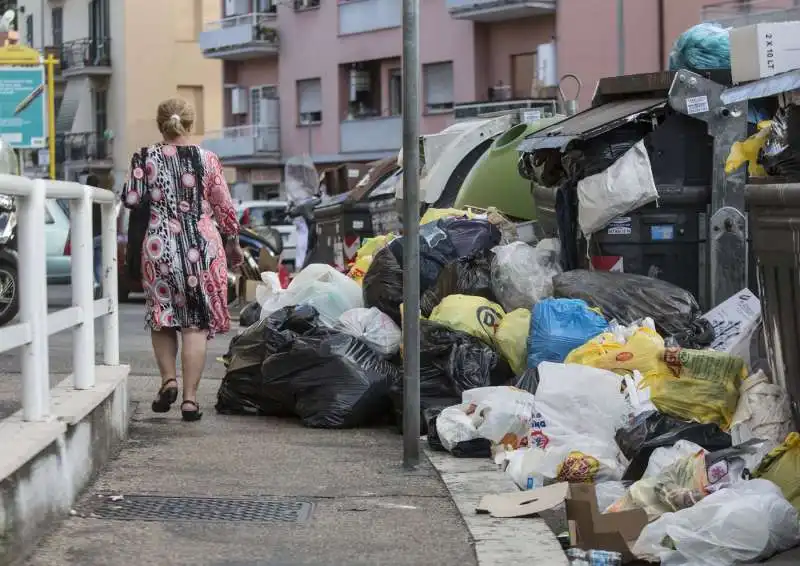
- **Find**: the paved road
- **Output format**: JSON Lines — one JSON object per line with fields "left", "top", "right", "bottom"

{"left": 4, "top": 284, "right": 478, "bottom": 566}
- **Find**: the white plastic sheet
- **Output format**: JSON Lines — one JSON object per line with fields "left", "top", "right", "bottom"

{"left": 490, "top": 240, "right": 562, "bottom": 312}
{"left": 577, "top": 140, "right": 659, "bottom": 236}
{"left": 731, "top": 370, "right": 794, "bottom": 448}
{"left": 633, "top": 479, "right": 800, "bottom": 566}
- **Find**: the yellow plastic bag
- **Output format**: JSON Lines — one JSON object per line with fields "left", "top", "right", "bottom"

{"left": 428, "top": 294, "right": 505, "bottom": 345}
{"left": 420, "top": 207, "right": 475, "bottom": 226}
{"left": 346, "top": 233, "right": 396, "bottom": 285}
{"left": 495, "top": 309, "right": 531, "bottom": 376}
{"left": 565, "top": 328, "right": 743, "bottom": 429}
{"left": 725, "top": 120, "right": 771, "bottom": 177}
{"left": 754, "top": 432, "right": 800, "bottom": 511}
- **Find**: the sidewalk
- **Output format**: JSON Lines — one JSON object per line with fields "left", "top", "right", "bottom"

{"left": 23, "top": 373, "right": 477, "bottom": 566}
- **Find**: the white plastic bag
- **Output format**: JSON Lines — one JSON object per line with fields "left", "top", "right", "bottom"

{"left": 505, "top": 447, "right": 563, "bottom": 490}
{"left": 490, "top": 240, "right": 562, "bottom": 312}
{"left": 731, "top": 370, "right": 794, "bottom": 448}
{"left": 462, "top": 387, "right": 536, "bottom": 446}
{"left": 436, "top": 404, "right": 482, "bottom": 452}
{"left": 642, "top": 440, "right": 705, "bottom": 479}
{"left": 258, "top": 264, "right": 363, "bottom": 327}
{"left": 336, "top": 307, "right": 401, "bottom": 356}
{"left": 633, "top": 479, "right": 800, "bottom": 566}
{"left": 577, "top": 140, "right": 659, "bottom": 236}
{"left": 533, "top": 362, "right": 630, "bottom": 480}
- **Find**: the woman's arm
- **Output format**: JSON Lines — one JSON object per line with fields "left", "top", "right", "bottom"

{"left": 122, "top": 149, "right": 147, "bottom": 209}
{"left": 204, "top": 151, "right": 240, "bottom": 237}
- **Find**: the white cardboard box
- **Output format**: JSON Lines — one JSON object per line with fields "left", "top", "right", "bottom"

{"left": 730, "top": 21, "right": 800, "bottom": 83}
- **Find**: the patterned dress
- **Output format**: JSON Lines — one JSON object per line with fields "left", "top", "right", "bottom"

{"left": 122, "top": 143, "right": 240, "bottom": 338}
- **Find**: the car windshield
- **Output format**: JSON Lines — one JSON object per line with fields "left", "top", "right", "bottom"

{"left": 243, "top": 207, "right": 289, "bottom": 227}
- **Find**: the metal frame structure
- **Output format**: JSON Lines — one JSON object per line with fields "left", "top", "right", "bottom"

{"left": 0, "top": 175, "right": 119, "bottom": 421}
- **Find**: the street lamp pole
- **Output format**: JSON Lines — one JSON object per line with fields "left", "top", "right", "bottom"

{"left": 617, "top": 0, "right": 625, "bottom": 75}
{"left": 401, "top": 0, "right": 421, "bottom": 469}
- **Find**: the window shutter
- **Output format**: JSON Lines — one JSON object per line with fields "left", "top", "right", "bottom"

{"left": 425, "top": 62, "right": 454, "bottom": 106}
{"left": 298, "top": 79, "right": 322, "bottom": 114}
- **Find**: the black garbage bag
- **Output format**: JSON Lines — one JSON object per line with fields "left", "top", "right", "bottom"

{"left": 616, "top": 410, "right": 732, "bottom": 481}
{"left": 239, "top": 300, "right": 261, "bottom": 327}
{"left": 561, "top": 123, "right": 652, "bottom": 183}
{"left": 420, "top": 249, "right": 496, "bottom": 317}
{"left": 553, "top": 270, "right": 714, "bottom": 348}
{"left": 259, "top": 332, "right": 400, "bottom": 429}
{"left": 391, "top": 320, "right": 515, "bottom": 434}
{"left": 364, "top": 218, "right": 502, "bottom": 323}
{"left": 216, "top": 305, "right": 334, "bottom": 416}
{"left": 760, "top": 104, "right": 800, "bottom": 180}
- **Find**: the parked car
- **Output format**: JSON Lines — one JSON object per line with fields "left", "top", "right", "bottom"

{"left": 236, "top": 200, "right": 296, "bottom": 268}
{"left": 46, "top": 199, "right": 72, "bottom": 283}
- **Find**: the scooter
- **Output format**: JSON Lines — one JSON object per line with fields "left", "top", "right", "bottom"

{"left": 0, "top": 194, "right": 18, "bottom": 326}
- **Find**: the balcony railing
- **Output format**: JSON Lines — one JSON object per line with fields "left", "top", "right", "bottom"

{"left": 199, "top": 12, "right": 279, "bottom": 60}
{"left": 702, "top": 0, "right": 800, "bottom": 26}
{"left": 338, "top": 0, "right": 401, "bottom": 35}
{"left": 202, "top": 125, "right": 281, "bottom": 160}
{"left": 340, "top": 116, "right": 402, "bottom": 154}
{"left": 446, "top": 0, "right": 556, "bottom": 21}
{"left": 60, "top": 37, "right": 112, "bottom": 77}
{"left": 56, "top": 132, "right": 113, "bottom": 165}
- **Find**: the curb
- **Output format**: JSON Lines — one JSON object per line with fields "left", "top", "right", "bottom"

{"left": 425, "top": 448, "right": 568, "bottom": 566}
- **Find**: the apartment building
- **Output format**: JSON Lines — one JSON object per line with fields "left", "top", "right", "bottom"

{"left": 16, "top": 0, "right": 223, "bottom": 190}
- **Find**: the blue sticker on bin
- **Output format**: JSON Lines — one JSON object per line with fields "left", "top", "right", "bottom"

{"left": 650, "top": 225, "right": 675, "bottom": 241}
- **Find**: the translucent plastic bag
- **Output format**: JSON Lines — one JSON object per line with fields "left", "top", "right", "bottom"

{"left": 260, "top": 264, "right": 364, "bottom": 327}
{"left": 491, "top": 240, "right": 562, "bottom": 312}
{"left": 462, "top": 386, "right": 536, "bottom": 448}
{"left": 633, "top": 479, "right": 800, "bottom": 566}
{"left": 732, "top": 370, "right": 794, "bottom": 448}
{"left": 527, "top": 298, "right": 608, "bottom": 369}
{"left": 336, "top": 307, "right": 401, "bottom": 356}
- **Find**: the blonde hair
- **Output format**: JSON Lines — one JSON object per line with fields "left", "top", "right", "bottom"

{"left": 156, "top": 97, "right": 195, "bottom": 139}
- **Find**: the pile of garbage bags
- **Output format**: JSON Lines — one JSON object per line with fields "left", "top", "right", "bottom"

{"left": 216, "top": 203, "right": 800, "bottom": 564}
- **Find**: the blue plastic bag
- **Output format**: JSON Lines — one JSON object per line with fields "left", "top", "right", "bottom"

{"left": 668, "top": 23, "right": 730, "bottom": 72}
{"left": 527, "top": 298, "right": 608, "bottom": 369}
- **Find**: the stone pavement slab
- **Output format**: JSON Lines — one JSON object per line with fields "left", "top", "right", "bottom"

{"left": 23, "top": 375, "right": 477, "bottom": 566}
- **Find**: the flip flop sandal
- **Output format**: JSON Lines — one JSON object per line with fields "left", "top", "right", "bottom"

{"left": 151, "top": 379, "right": 179, "bottom": 413}
{"left": 181, "top": 400, "right": 203, "bottom": 422}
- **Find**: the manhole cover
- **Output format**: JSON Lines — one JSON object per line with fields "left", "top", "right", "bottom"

{"left": 85, "top": 495, "right": 314, "bottom": 523}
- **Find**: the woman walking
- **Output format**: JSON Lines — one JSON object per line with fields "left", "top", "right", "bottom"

{"left": 123, "top": 97, "right": 243, "bottom": 421}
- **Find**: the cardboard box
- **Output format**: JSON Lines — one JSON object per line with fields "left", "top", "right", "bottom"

{"left": 477, "top": 483, "right": 648, "bottom": 562}
{"left": 700, "top": 288, "right": 761, "bottom": 365}
{"left": 730, "top": 21, "right": 800, "bottom": 83}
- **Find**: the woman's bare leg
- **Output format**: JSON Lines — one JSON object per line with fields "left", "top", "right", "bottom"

{"left": 151, "top": 328, "right": 179, "bottom": 387}
{"left": 180, "top": 328, "right": 209, "bottom": 406}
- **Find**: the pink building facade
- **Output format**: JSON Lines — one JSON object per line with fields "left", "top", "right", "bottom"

{"left": 199, "top": 0, "right": 798, "bottom": 199}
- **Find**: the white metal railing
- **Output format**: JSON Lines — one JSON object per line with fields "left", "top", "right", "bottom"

{"left": 0, "top": 175, "right": 119, "bottom": 422}
{"left": 204, "top": 11, "right": 277, "bottom": 32}
{"left": 205, "top": 124, "right": 281, "bottom": 153}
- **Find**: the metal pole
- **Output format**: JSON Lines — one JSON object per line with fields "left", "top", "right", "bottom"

{"left": 401, "top": 0, "right": 420, "bottom": 469}
{"left": 617, "top": 0, "right": 625, "bottom": 76}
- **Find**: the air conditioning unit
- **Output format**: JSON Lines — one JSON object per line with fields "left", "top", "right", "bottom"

{"left": 231, "top": 87, "right": 248, "bottom": 115}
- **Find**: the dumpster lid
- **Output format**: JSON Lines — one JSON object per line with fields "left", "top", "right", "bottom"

{"left": 516, "top": 97, "right": 666, "bottom": 152}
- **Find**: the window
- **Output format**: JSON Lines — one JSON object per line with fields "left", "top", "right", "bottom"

{"left": 297, "top": 78, "right": 322, "bottom": 125}
{"left": 177, "top": 85, "right": 205, "bottom": 134}
{"left": 51, "top": 7, "right": 63, "bottom": 46}
{"left": 423, "top": 62, "right": 454, "bottom": 113}
{"left": 256, "top": 0, "right": 277, "bottom": 13}
{"left": 93, "top": 89, "right": 107, "bottom": 136}
{"left": 25, "top": 14, "right": 33, "bottom": 46}
{"left": 388, "top": 68, "right": 402, "bottom": 116}
{"left": 254, "top": 183, "right": 281, "bottom": 201}
{"left": 250, "top": 85, "right": 278, "bottom": 126}
{"left": 45, "top": 206, "right": 54, "bottom": 224}
{"left": 345, "top": 61, "right": 381, "bottom": 119}
{"left": 294, "top": 0, "right": 320, "bottom": 10}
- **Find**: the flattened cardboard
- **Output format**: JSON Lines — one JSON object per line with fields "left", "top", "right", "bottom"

{"left": 476, "top": 482, "right": 648, "bottom": 563}
{"left": 476, "top": 483, "right": 570, "bottom": 518}
{"left": 258, "top": 248, "right": 279, "bottom": 274}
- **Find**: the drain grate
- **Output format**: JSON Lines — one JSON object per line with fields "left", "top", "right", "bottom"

{"left": 86, "top": 495, "right": 314, "bottom": 524}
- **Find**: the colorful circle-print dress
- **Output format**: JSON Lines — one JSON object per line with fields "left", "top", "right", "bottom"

{"left": 122, "top": 143, "right": 240, "bottom": 338}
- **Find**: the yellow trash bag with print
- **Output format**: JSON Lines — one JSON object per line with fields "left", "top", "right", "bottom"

{"left": 420, "top": 207, "right": 476, "bottom": 226}
{"left": 566, "top": 327, "right": 743, "bottom": 430}
{"left": 428, "top": 294, "right": 505, "bottom": 346}
{"left": 346, "top": 233, "right": 397, "bottom": 285}
{"left": 754, "top": 432, "right": 800, "bottom": 511}
{"left": 495, "top": 308, "right": 531, "bottom": 376}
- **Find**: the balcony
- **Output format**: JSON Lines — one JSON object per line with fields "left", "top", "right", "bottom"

{"left": 338, "top": 0, "right": 401, "bottom": 35}
{"left": 446, "top": 0, "right": 556, "bottom": 22}
{"left": 60, "top": 38, "right": 112, "bottom": 78}
{"left": 202, "top": 125, "right": 281, "bottom": 162}
{"left": 199, "top": 13, "right": 279, "bottom": 60}
{"left": 56, "top": 132, "right": 113, "bottom": 170}
{"left": 340, "top": 116, "right": 402, "bottom": 154}
{"left": 42, "top": 45, "right": 64, "bottom": 83}
{"left": 702, "top": 0, "right": 800, "bottom": 27}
